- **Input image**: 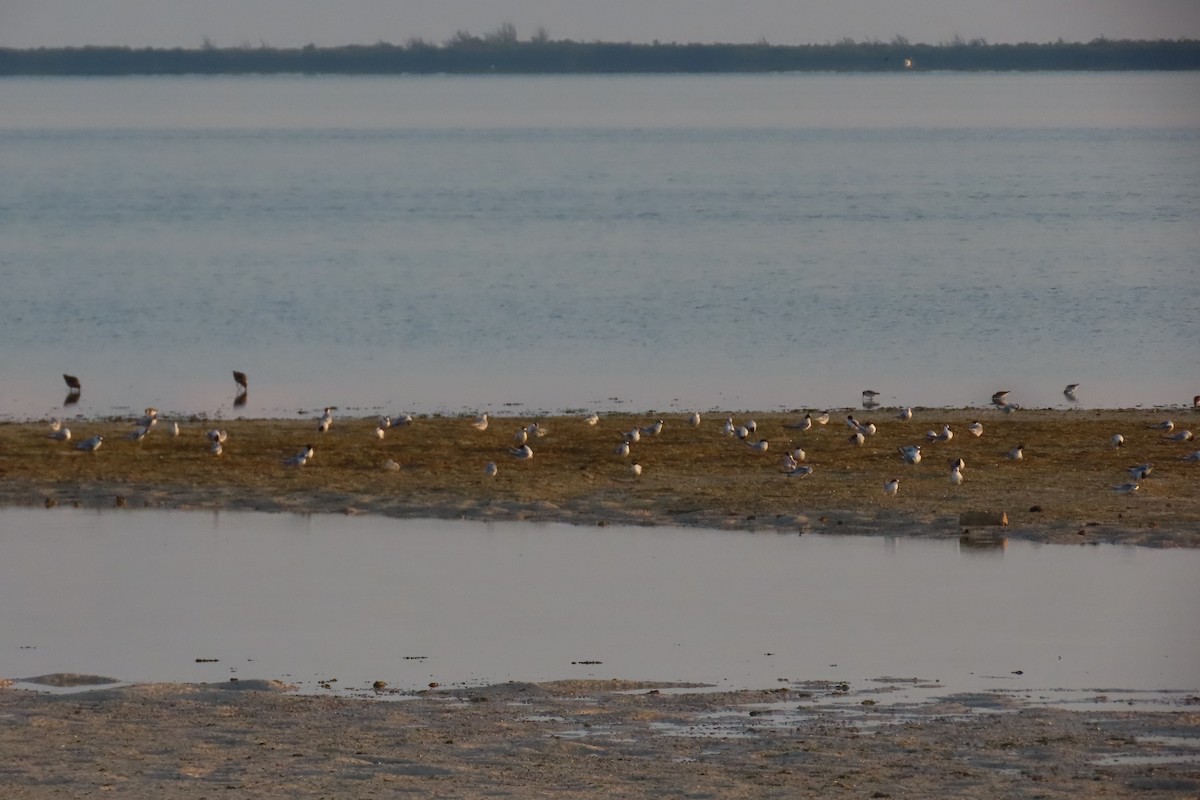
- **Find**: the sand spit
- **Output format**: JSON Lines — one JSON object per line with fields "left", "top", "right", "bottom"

{"left": 2, "top": 408, "right": 1197, "bottom": 547}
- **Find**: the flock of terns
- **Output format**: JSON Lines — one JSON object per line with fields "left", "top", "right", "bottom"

{"left": 44, "top": 374, "right": 1200, "bottom": 496}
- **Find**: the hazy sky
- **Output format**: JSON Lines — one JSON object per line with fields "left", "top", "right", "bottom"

{"left": 3, "top": 1, "right": 1200, "bottom": 49}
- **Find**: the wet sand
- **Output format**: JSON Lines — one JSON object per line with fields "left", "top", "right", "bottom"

{"left": 2, "top": 408, "right": 1197, "bottom": 546}
{"left": 2, "top": 408, "right": 1198, "bottom": 797}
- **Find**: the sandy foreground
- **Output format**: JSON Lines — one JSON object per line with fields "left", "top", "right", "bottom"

{"left": 2, "top": 407, "right": 1199, "bottom": 797}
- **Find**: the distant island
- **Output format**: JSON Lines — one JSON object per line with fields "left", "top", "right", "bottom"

{"left": 2, "top": 30, "right": 1198, "bottom": 75}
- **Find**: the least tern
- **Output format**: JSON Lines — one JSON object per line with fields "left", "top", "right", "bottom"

{"left": 860, "top": 421, "right": 877, "bottom": 436}
{"left": 383, "top": 459, "right": 401, "bottom": 472}
{"left": 528, "top": 422, "right": 548, "bottom": 438}
{"left": 640, "top": 419, "right": 664, "bottom": 437}
{"left": 784, "top": 414, "right": 812, "bottom": 431}
{"left": 950, "top": 457, "right": 966, "bottom": 471}
{"left": 790, "top": 447, "right": 806, "bottom": 462}
{"left": 814, "top": 412, "right": 830, "bottom": 425}
{"left": 848, "top": 432, "right": 865, "bottom": 446}
{"left": 747, "top": 438, "right": 770, "bottom": 453}
{"left": 377, "top": 416, "right": 392, "bottom": 430}
{"left": 48, "top": 427, "right": 71, "bottom": 442}
{"left": 614, "top": 441, "right": 631, "bottom": 457}
{"left": 514, "top": 427, "right": 528, "bottom": 445}
{"left": 471, "top": 413, "right": 489, "bottom": 431}
{"left": 722, "top": 417, "right": 735, "bottom": 436}
{"left": 991, "top": 390, "right": 1010, "bottom": 406}
{"left": 999, "top": 403, "right": 1021, "bottom": 414}
{"left": 1129, "top": 463, "right": 1153, "bottom": 480}
{"left": 170, "top": 421, "right": 180, "bottom": 437}
{"left": 1165, "top": 430, "right": 1195, "bottom": 442}
{"left": 75, "top": 435, "right": 103, "bottom": 452}
{"left": 745, "top": 419, "right": 758, "bottom": 433}
{"left": 1151, "top": 420, "right": 1174, "bottom": 431}
{"left": 48, "top": 418, "right": 62, "bottom": 432}
{"left": 509, "top": 444, "right": 534, "bottom": 460}
{"left": 127, "top": 426, "right": 150, "bottom": 442}
{"left": 393, "top": 414, "right": 414, "bottom": 426}
{"left": 623, "top": 427, "right": 641, "bottom": 443}
{"left": 949, "top": 465, "right": 964, "bottom": 485}
{"left": 967, "top": 421, "right": 984, "bottom": 438}
{"left": 1007, "top": 444, "right": 1025, "bottom": 461}
{"left": 210, "top": 440, "right": 223, "bottom": 456}
{"left": 1182, "top": 450, "right": 1200, "bottom": 462}
{"left": 884, "top": 477, "right": 900, "bottom": 496}
{"left": 898, "top": 444, "right": 922, "bottom": 464}
{"left": 786, "top": 464, "right": 814, "bottom": 478}
{"left": 318, "top": 408, "right": 334, "bottom": 433}
{"left": 484, "top": 461, "right": 498, "bottom": 477}
{"left": 584, "top": 412, "right": 600, "bottom": 426}
{"left": 373, "top": 426, "right": 386, "bottom": 440}
{"left": 896, "top": 407, "right": 913, "bottom": 422}
{"left": 925, "top": 424, "right": 953, "bottom": 443}
{"left": 1113, "top": 482, "right": 1140, "bottom": 494}
{"left": 687, "top": 412, "right": 701, "bottom": 427}
{"left": 735, "top": 426, "right": 750, "bottom": 440}
{"left": 1110, "top": 433, "right": 1125, "bottom": 448}
{"left": 630, "top": 463, "right": 643, "bottom": 478}
{"left": 283, "top": 448, "right": 309, "bottom": 467}
{"left": 206, "top": 429, "right": 228, "bottom": 444}
{"left": 846, "top": 414, "right": 861, "bottom": 431}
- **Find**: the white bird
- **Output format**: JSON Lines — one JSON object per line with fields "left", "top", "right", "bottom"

{"left": 75, "top": 435, "right": 103, "bottom": 452}
{"left": 471, "top": 413, "right": 488, "bottom": 431}
{"left": 509, "top": 444, "right": 534, "bottom": 460}
{"left": 283, "top": 447, "right": 309, "bottom": 466}
{"left": 127, "top": 426, "right": 150, "bottom": 442}
{"left": 884, "top": 477, "right": 900, "bottom": 496}
{"left": 299, "top": 443, "right": 315, "bottom": 461}
{"left": 1151, "top": 420, "right": 1174, "bottom": 431}
{"left": 377, "top": 415, "right": 392, "bottom": 430}
{"left": 1064, "top": 383, "right": 1079, "bottom": 400}
{"left": 170, "top": 421, "right": 180, "bottom": 437}
{"left": 925, "top": 424, "right": 953, "bottom": 444}
{"left": 1113, "top": 482, "right": 1140, "bottom": 494}
{"left": 584, "top": 412, "right": 599, "bottom": 426}
{"left": 1129, "top": 463, "right": 1153, "bottom": 480}
{"left": 951, "top": 457, "right": 966, "bottom": 471}
{"left": 136, "top": 408, "right": 158, "bottom": 428}
{"left": 484, "top": 461, "right": 498, "bottom": 477}
{"left": 210, "top": 440, "right": 223, "bottom": 456}
{"left": 744, "top": 419, "right": 758, "bottom": 434}
{"left": 623, "top": 427, "right": 641, "bottom": 443}
{"left": 722, "top": 417, "right": 736, "bottom": 436}
{"left": 1165, "top": 430, "right": 1194, "bottom": 442}
{"left": 949, "top": 465, "right": 964, "bottom": 485}
{"left": 735, "top": 426, "right": 749, "bottom": 440}
{"left": 747, "top": 438, "right": 769, "bottom": 453}
{"left": 1181, "top": 450, "right": 1200, "bottom": 462}
{"left": 393, "top": 414, "right": 414, "bottom": 426}
{"left": 790, "top": 447, "right": 806, "bottom": 462}
{"left": 317, "top": 407, "right": 334, "bottom": 432}
{"left": 1111, "top": 433, "right": 1124, "bottom": 448}
{"left": 640, "top": 419, "right": 664, "bottom": 437}
{"left": 687, "top": 412, "right": 701, "bottom": 427}
{"left": 784, "top": 414, "right": 812, "bottom": 431}
{"left": 991, "top": 390, "right": 1010, "bottom": 406}
{"left": 786, "top": 464, "right": 814, "bottom": 478}
{"left": 968, "top": 421, "right": 984, "bottom": 438}
{"left": 1000, "top": 403, "right": 1021, "bottom": 414}
{"left": 48, "top": 418, "right": 62, "bottom": 432}
{"left": 383, "top": 459, "right": 401, "bottom": 472}
{"left": 373, "top": 426, "right": 386, "bottom": 440}
{"left": 896, "top": 407, "right": 913, "bottom": 422}
{"left": 860, "top": 421, "right": 878, "bottom": 436}
{"left": 814, "top": 412, "right": 830, "bottom": 425}
{"left": 898, "top": 445, "right": 922, "bottom": 464}
{"left": 848, "top": 432, "right": 865, "bottom": 446}
{"left": 781, "top": 453, "right": 800, "bottom": 471}
{"left": 48, "top": 427, "right": 72, "bottom": 442}
{"left": 614, "top": 441, "right": 631, "bottom": 457}
{"left": 630, "top": 463, "right": 642, "bottom": 478}
{"left": 846, "top": 414, "right": 862, "bottom": 431}
{"left": 206, "top": 429, "right": 227, "bottom": 444}
{"left": 528, "top": 422, "right": 548, "bottom": 438}
{"left": 1007, "top": 444, "right": 1025, "bottom": 461}
{"left": 514, "top": 427, "right": 528, "bottom": 445}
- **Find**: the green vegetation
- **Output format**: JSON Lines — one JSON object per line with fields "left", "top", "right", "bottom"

{"left": 2, "top": 33, "right": 1198, "bottom": 75}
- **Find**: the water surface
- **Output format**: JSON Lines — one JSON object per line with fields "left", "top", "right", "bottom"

{"left": 2, "top": 508, "right": 1196, "bottom": 695}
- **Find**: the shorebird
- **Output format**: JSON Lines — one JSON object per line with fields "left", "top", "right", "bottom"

{"left": 484, "top": 461, "right": 498, "bottom": 477}
{"left": 1007, "top": 444, "right": 1025, "bottom": 461}
{"left": 1165, "top": 430, "right": 1194, "bottom": 442}
{"left": 170, "top": 421, "right": 180, "bottom": 437}
{"left": 949, "top": 464, "right": 964, "bottom": 485}
{"left": 848, "top": 432, "right": 865, "bottom": 446}
{"left": 614, "top": 441, "right": 631, "bottom": 457}
{"left": 383, "top": 459, "right": 401, "bottom": 472}
{"left": 471, "top": 413, "right": 489, "bottom": 431}
{"left": 884, "top": 477, "right": 900, "bottom": 497}
{"left": 967, "top": 421, "right": 984, "bottom": 438}
{"left": 898, "top": 444, "right": 922, "bottom": 464}
{"left": 790, "top": 447, "right": 806, "bottom": 463}
{"left": 377, "top": 415, "right": 392, "bottom": 430}
{"left": 206, "top": 429, "right": 227, "bottom": 444}
{"left": 623, "top": 427, "right": 641, "bottom": 443}
{"left": 1182, "top": 450, "right": 1200, "bottom": 462}
{"left": 1064, "top": 383, "right": 1079, "bottom": 400}
{"left": 1151, "top": 420, "right": 1174, "bottom": 431}
{"left": 786, "top": 464, "right": 814, "bottom": 478}
{"left": 744, "top": 419, "right": 758, "bottom": 433}
{"left": 630, "top": 463, "right": 643, "bottom": 478}
{"left": 640, "top": 419, "right": 664, "bottom": 437}
{"left": 896, "top": 407, "right": 913, "bottom": 421}
{"left": 283, "top": 447, "right": 310, "bottom": 467}
{"left": 509, "top": 444, "right": 534, "bottom": 460}
{"left": 859, "top": 421, "right": 877, "bottom": 436}
{"left": 528, "top": 422, "right": 548, "bottom": 438}
{"left": 393, "top": 414, "right": 414, "bottom": 426}
{"left": 1111, "top": 433, "right": 1125, "bottom": 448}
{"left": 746, "top": 438, "right": 769, "bottom": 453}
{"left": 1113, "top": 482, "right": 1140, "bottom": 494}
{"left": 233, "top": 370, "right": 248, "bottom": 393}
{"left": 373, "top": 425, "right": 386, "bottom": 440}
{"left": 75, "top": 435, "right": 103, "bottom": 452}
{"left": 127, "top": 426, "right": 150, "bottom": 442}
{"left": 514, "top": 427, "right": 528, "bottom": 445}
{"left": 317, "top": 408, "right": 334, "bottom": 433}
{"left": 210, "top": 440, "right": 223, "bottom": 456}
{"left": 584, "top": 412, "right": 600, "bottom": 426}
{"left": 999, "top": 403, "right": 1021, "bottom": 414}
{"left": 814, "top": 412, "right": 830, "bottom": 425}
{"left": 925, "top": 424, "right": 953, "bottom": 443}
{"left": 846, "top": 414, "right": 861, "bottom": 431}
{"left": 687, "top": 412, "right": 701, "bottom": 427}
{"left": 784, "top": 414, "right": 812, "bottom": 431}
{"left": 48, "top": 427, "right": 71, "bottom": 442}
{"left": 722, "top": 417, "right": 736, "bottom": 436}
{"left": 48, "top": 418, "right": 62, "bottom": 432}
{"left": 1129, "top": 463, "right": 1153, "bottom": 480}
{"left": 991, "top": 390, "right": 1010, "bottom": 406}
{"left": 63, "top": 374, "right": 81, "bottom": 392}
{"left": 863, "top": 389, "right": 881, "bottom": 401}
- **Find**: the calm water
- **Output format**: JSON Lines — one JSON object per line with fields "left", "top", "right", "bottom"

{"left": 2, "top": 509, "right": 1197, "bottom": 694}
{"left": 1, "top": 73, "right": 1198, "bottom": 419}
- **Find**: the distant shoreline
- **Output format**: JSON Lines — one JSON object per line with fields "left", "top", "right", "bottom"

{"left": 2, "top": 37, "right": 1199, "bottom": 76}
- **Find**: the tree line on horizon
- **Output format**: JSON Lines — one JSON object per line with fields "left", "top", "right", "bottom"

{"left": 1, "top": 28, "right": 1198, "bottom": 75}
